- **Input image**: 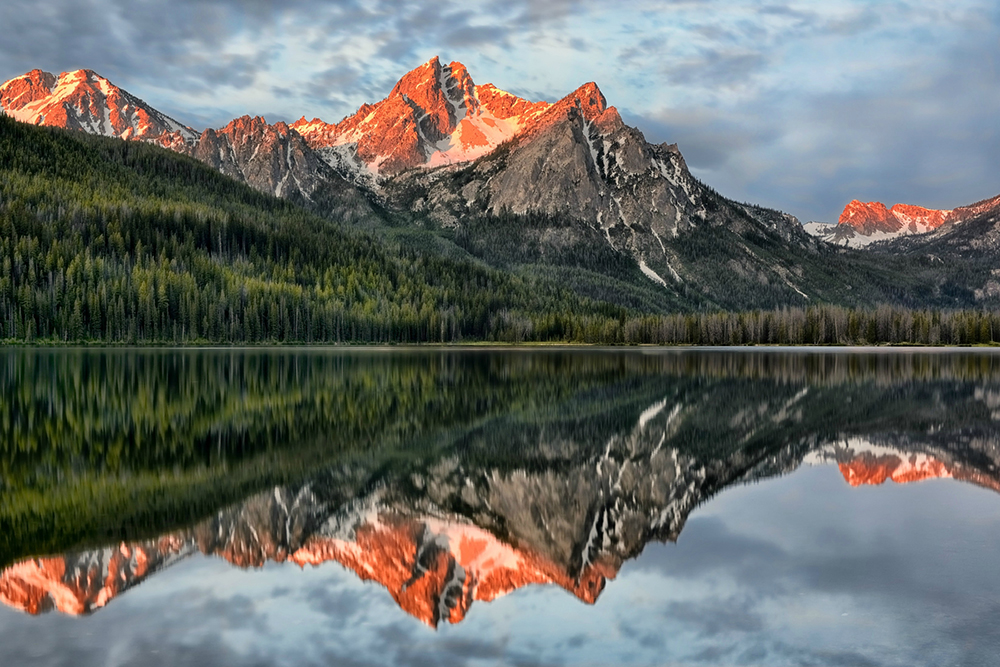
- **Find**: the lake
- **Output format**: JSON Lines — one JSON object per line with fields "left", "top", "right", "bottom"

{"left": 2, "top": 347, "right": 999, "bottom": 666}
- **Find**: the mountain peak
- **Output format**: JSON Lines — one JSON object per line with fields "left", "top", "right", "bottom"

{"left": 808, "top": 194, "right": 997, "bottom": 247}
{"left": 571, "top": 81, "right": 607, "bottom": 113}
{"left": 222, "top": 114, "right": 272, "bottom": 132}
{"left": 0, "top": 68, "right": 196, "bottom": 141}
{"left": 835, "top": 199, "right": 952, "bottom": 240}
{"left": 293, "top": 58, "right": 550, "bottom": 176}
{"left": 838, "top": 200, "right": 900, "bottom": 235}
{"left": 60, "top": 68, "right": 100, "bottom": 81}
{"left": 160, "top": 113, "right": 334, "bottom": 202}
{"left": 510, "top": 80, "right": 617, "bottom": 147}
{"left": 0, "top": 69, "right": 57, "bottom": 110}
{"left": 889, "top": 203, "right": 950, "bottom": 231}
{"left": 389, "top": 56, "right": 445, "bottom": 98}
{"left": 840, "top": 199, "right": 891, "bottom": 221}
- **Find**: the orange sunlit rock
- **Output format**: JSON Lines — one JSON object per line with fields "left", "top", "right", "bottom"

{"left": 834, "top": 447, "right": 1000, "bottom": 493}
{"left": 835, "top": 200, "right": 955, "bottom": 239}
{"left": 289, "top": 516, "right": 616, "bottom": 627}
{"left": 0, "top": 541, "right": 184, "bottom": 616}
{"left": 837, "top": 452, "right": 952, "bottom": 486}
{"left": 889, "top": 203, "right": 950, "bottom": 232}
{"left": 837, "top": 200, "right": 902, "bottom": 235}
{"left": 0, "top": 512, "right": 617, "bottom": 627}
{"left": 0, "top": 69, "right": 194, "bottom": 140}
{"left": 0, "top": 69, "right": 57, "bottom": 111}
{"left": 290, "top": 56, "right": 554, "bottom": 175}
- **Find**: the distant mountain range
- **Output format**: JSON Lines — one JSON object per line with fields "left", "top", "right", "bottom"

{"left": 2, "top": 59, "right": 1000, "bottom": 313}
{"left": 805, "top": 194, "right": 1000, "bottom": 247}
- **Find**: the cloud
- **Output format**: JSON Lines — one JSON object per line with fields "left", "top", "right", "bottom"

{"left": 637, "top": 513, "right": 941, "bottom": 609}
{"left": 622, "top": 106, "right": 781, "bottom": 171}
{"left": 618, "top": 462, "right": 1000, "bottom": 666}
{"left": 0, "top": 570, "right": 278, "bottom": 667}
{"left": 631, "top": 516, "right": 787, "bottom": 581}
{"left": 611, "top": 1, "right": 1000, "bottom": 221}
{"left": 305, "top": 584, "right": 367, "bottom": 620}
{"left": 663, "top": 49, "right": 770, "bottom": 89}
{"left": 662, "top": 596, "right": 765, "bottom": 638}
{"left": 943, "top": 603, "right": 1000, "bottom": 666}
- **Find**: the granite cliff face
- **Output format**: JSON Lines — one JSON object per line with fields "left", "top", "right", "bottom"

{"left": 154, "top": 115, "right": 358, "bottom": 206}
{"left": 365, "top": 61, "right": 812, "bottom": 295}
{"left": 842, "top": 200, "right": 908, "bottom": 235}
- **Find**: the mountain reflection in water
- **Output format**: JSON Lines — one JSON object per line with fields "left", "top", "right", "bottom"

{"left": 2, "top": 348, "right": 1000, "bottom": 664}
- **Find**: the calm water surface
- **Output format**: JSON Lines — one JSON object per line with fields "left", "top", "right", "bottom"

{"left": 2, "top": 347, "right": 1000, "bottom": 666}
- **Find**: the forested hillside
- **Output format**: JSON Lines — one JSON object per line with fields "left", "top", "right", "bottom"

{"left": 0, "top": 116, "right": 629, "bottom": 343}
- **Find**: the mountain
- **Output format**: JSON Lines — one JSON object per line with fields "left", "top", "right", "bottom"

{"left": 0, "top": 68, "right": 374, "bottom": 223}
{"left": 2, "top": 61, "right": 838, "bottom": 310}
{"left": 295, "top": 58, "right": 823, "bottom": 307}
{"left": 883, "top": 193, "right": 1000, "bottom": 301}
{"left": 0, "top": 61, "right": 825, "bottom": 311}
{"left": 805, "top": 194, "right": 1000, "bottom": 248}
{"left": 807, "top": 439, "right": 1000, "bottom": 491}
{"left": 4, "top": 60, "right": 1000, "bottom": 314}
{"left": 0, "top": 69, "right": 196, "bottom": 141}
{"left": 153, "top": 115, "right": 326, "bottom": 200}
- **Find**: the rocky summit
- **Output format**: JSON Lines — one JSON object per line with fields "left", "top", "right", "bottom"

{"left": 291, "top": 57, "right": 551, "bottom": 179}
{"left": 0, "top": 69, "right": 196, "bottom": 141}
{"left": 155, "top": 115, "right": 340, "bottom": 204}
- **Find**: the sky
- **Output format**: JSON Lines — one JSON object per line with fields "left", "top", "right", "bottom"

{"left": 0, "top": 0, "right": 997, "bottom": 222}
